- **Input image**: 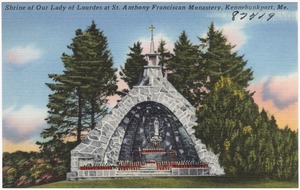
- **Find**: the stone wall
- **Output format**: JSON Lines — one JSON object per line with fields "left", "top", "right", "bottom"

{"left": 70, "top": 76, "right": 224, "bottom": 176}
{"left": 69, "top": 168, "right": 211, "bottom": 180}
{"left": 171, "top": 168, "right": 210, "bottom": 176}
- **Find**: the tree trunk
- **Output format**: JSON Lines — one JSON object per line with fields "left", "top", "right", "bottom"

{"left": 91, "top": 99, "right": 96, "bottom": 130}
{"left": 77, "top": 93, "right": 83, "bottom": 143}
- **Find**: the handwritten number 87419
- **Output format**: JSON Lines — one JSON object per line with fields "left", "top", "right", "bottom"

{"left": 232, "top": 11, "right": 275, "bottom": 21}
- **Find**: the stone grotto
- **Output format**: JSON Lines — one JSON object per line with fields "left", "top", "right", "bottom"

{"left": 67, "top": 25, "right": 224, "bottom": 180}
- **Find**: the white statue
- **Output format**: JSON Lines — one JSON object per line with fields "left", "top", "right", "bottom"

{"left": 150, "top": 118, "right": 162, "bottom": 144}
{"left": 154, "top": 118, "right": 159, "bottom": 137}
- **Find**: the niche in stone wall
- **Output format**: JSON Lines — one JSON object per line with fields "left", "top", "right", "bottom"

{"left": 117, "top": 101, "right": 200, "bottom": 163}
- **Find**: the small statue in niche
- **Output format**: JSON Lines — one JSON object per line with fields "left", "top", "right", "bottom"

{"left": 154, "top": 118, "right": 160, "bottom": 137}
{"left": 150, "top": 118, "right": 162, "bottom": 145}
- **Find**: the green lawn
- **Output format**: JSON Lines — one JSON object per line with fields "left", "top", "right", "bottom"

{"left": 34, "top": 177, "right": 298, "bottom": 188}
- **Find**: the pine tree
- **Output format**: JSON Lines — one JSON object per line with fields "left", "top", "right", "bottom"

{"left": 119, "top": 41, "right": 148, "bottom": 90}
{"left": 73, "top": 22, "right": 118, "bottom": 130}
{"left": 40, "top": 21, "right": 117, "bottom": 145}
{"left": 167, "top": 31, "right": 205, "bottom": 106}
{"left": 43, "top": 73, "right": 79, "bottom": 141}
{"left": 157, "top": 39, "right": 172, "bottom": 77}
{"left": 199, "top": 23, "right": 253, "bottom": 93}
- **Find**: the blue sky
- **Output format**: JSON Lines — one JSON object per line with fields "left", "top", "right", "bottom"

{"left": 2, "top": 2, "right": 298, "bottom": 152}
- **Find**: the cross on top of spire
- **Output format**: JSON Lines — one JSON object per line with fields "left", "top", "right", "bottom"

{"left": 149, "top": 25, "right": 155, "bottom": 31}
{"left": 149, "top": 25, "right": 155, "bottom": 53}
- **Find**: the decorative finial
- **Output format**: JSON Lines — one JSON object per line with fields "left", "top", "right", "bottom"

{"left": 149, "top": 25, "right": 155, "bottom": 53}
{"left": 149, "top": 24, "right": 155, "bottom": 31}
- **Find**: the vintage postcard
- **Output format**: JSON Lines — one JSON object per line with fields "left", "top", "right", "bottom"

{"left": 2, "top": 1, "right": 298, "bottom": 188}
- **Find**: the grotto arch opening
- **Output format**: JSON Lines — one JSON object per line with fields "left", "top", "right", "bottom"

{"left": 117, "top": 101, "right": 200, "bottom": 163}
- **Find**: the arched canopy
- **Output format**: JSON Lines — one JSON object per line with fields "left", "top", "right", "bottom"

{"left": 115, "top": 101, "right": 200, "bottom": 162}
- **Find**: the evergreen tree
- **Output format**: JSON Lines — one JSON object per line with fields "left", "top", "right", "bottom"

{"left": 195, "top": 77, "right": 259, "bottom": 176}
{"left": 195, "top": 77, "right": 259, "bottom": 154}
{"left": 71, "top": 23, "right": 118, "bottom": 129}
{"left": 167, "top": 31, "right": 205, "bottom": 106}
{"left": 157, "top": 39, "right": 172, "bottom": 77}
{"left": 195, "top": 77, "right": 298, "bottom": 179}
{"left": 119, "top": 41, "right": 147, "bottom": 90}
{"left": 43, "top": 73, "right": 78, "bottom": 141}
{"left": 199, "top": 23, "right": 253, "bottom": 94}
{"left": 40, "top": 21, "right": 117, "bottom": 146}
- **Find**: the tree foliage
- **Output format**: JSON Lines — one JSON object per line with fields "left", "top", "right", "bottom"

{"left": 166, "top": 31, "right": 204, "bottom": 106}
{"left": 195, "top": 77, "right": 298, "bottom": 180}
{"left": 40, "top": 21, "right": 117, "bottom": 145}
{"left": 119, "top": 41, "right": 148, "bottom": 91}
{"left": 3, "top": 151, "right": 69, "bottom": 187}
{"left": 195, "top": 77, "right": 259, "bottom": 152}
{"left": 199, "top": 23, "right": 254, "bottom": 93}
{"left": 157, "top": 39, "right": 172, "bottom": 77}
{"left": 166, "top": 24, "right": 254, "bottom": 108}
{"left": 34, "top": 21, "right": 118, "bottom": 184}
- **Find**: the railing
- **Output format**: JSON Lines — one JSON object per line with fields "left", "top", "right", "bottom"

{"left": 79, "top": 161, "right": 209, "bottom": 171}
{"left": 155, "top": 161, "right": 208, "bottom": 168}
{"left": 80, "top": 165, "right": 113, "bottom": 170}
{"left": 172, "top": 164, "right": 208, "bottom": 168}
{"left": 118, "top": 167, "right": 140, "bottom": 171}
{"left": 140, "top": 148, "right": 166, "bottom": 154}
{"left": 118, "top": 161, "right": 146, "bottom": 167}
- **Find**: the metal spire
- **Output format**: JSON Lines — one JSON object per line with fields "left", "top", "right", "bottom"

{"left": 149, "top": 25, "right": 155, "bottom": 53}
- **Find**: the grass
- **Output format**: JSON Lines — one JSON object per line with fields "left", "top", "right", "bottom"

{"left": 34, "top": 177, "right": 298, "bottom": 188}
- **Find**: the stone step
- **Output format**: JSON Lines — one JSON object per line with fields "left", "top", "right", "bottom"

{"left": 139, "top": 168, "right": 157, "bottom": 171}
{"left": 139, "top": 169, "right": 170, "bottom": 171}
{"left": 117, "top": 170, "right": 171, "bottom": 174}
{"left": 115, "top": 164, "right": 173, "bottom": 177}
{"left": 116, "top": 172, "right": 172, "bottom": 176}
{"left": 115, "top": 174, "right": 172, "bottom": 177}
{"left": 117, "top": 172, "right": 171, "bottom": 175}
